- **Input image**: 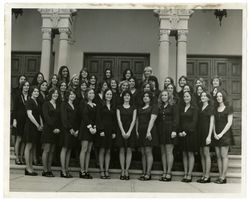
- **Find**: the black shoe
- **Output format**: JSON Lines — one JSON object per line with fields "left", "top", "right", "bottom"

{"left": 100, "top": 171, "right": 106, "bottom": 179}
{"left": 185, "top": 175, "right": 192, "bottom": 183}
{"left": 24, "top": 169, "right": 38, "bottom": 176}
{"left": 142, "top": 174, "right": 151, "bottom": 181}
{"left": 214, "top": 178, "right": 227, "bottom": 184}
{"left": 105, "top": 171, "right": 111, "bottom": 179}
{"left": 196, "top": 177, "right": 204, "bottom": 183}
{"left": 66, "top": 171, "right": 73, "bottom": 178}
{"left": 165, "top": 173, "right": 172, "bottom": 182}
{"left": 200, "top": 177, "right": 211, "bottom": 183}
{"left": 138, "top": 174, "right": 145, "bottom": 181}
{"left": 47, "top": 171, "right": 55, "bottom": 177}
{"left": 60, "top": 170, "right": 68, "bottom": 178}
{"left": 42, "top": 171, "right": 48, "bottom": 177}
{"left": 120, "top": 170, "right": 125, "bottom": 180}
{"left": 79, "top": 171, "right": 87, "bottom": 179}
{"left": 86, "top": 172, "right": 93, "bottom": 179}
{"left": 15, "top": 158, "right": 22, "bottom": 165}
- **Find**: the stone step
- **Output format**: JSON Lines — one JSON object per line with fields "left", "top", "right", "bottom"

{"left": 9, "top": 154, "right": 241, "bottom": 173}
{"left": 9, "top": 164, "right": 241, "bottom": 183}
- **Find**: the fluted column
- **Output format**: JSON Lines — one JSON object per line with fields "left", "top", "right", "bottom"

{"left": 58, "top": 28, "right": 70, "bottom": 69}
{"left": 177, "top": 30, "right": 188, "bottom": 79}
{"left": 158, "top": 29, "right": 171, "bottom": 88}
{"left": 40, "top": 28, "right": 52, "bottom": 81}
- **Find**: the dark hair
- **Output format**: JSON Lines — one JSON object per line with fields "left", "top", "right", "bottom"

{"left": 195, "top": 85, "right": 206, "bottom": 95}
{"left": 141, "top": 91, "right": 153, "bottom": 106}
{"left": 103, "top": 68, "right": 113, "bottom": 80}
{"left": 110, "top": 79, "right": 118, "bottom": 90}
{"left": 79, "top": 68, "right": 89, "bottom": 82}
{"left": 17, "top": 75, "right": 27, "bottom": 87}
{"left": 142, "top": 82, "right": 152, "bottom": 92}
{"left": 89, "top": 75, "right": 97, "bottom": 84}
{"left": 122, "top": 68, "right": 133, "bottom": 80}
{"left": 19, "top": 81, "right": 30, "bottom": 94}
{"left": 200, "top": 91, "right": 213, "bottom": 106}
{"left": 183, "top": 84, "right": 194, "bottom": 94}
{"left": 148, "top": 75, "right": 159, "bottom": 90}
{"left": 29, "top": 86, "right": 39, "bottom": 97}
{"left": 97, "top": 81, "right": 109, "bottom": 94}
{"left": 59, "top": 81, "right": 67, "bottom": 91}
{"left": 103, "top": 88, "right": 113, "bottom": 102}
{"left": 164, "top": 77, "right": 174, "bottom": 88}
{"left": 38, "top": 80, "right": 48, "bottom": 92}
{"left": 211, "top": 76, "right": 222, "bottom": 87}
{"left": 65, "top": 89, "right": 76, "bottom": 101}
{"left": 80, "top": 80, "right": 88, "bottom": 87}
{"left": 121, "top": 90, "right": 132, "bottom": 104}
{"left": 128, "top": 76, "right": 138, "bottom": 89}
{"left": 166, "top": 83, "right": 179, "bottom": 100}
{"left": 31, "top": 72, "right": 44, "bottom": 86}
{"left": 58, "top": 66, "right": 70, "bottom": 84}
{"left": 183, "top": 91, "right": 196, "bottom": 107}
{"left": 178, "top": 75, "right": 188, "bottom": 87}
{"left": 215, "top": 90, "right": 229, "bottom": 107}
{"left": 47, "top": 88, "right": 59, "bottom": 101}
{"left": 48, "top": 74, "right": 59, "bottom": 89}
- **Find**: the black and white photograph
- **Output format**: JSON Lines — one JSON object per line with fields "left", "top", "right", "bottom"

{"left": 2, "top": 0, "right": 248, "bottom": 198}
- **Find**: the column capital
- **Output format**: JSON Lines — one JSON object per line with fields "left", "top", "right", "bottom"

{"left": 41, "top": 27, "right": 52, "bottom": 40}
{"left": 159, "top": 29, "right": 171, "bottom": 42}
{"left": 59, "top": 27, "right": 71, "bottom": 40}
{"left": 178, "top": 30, "right": 188, "bottom": 42}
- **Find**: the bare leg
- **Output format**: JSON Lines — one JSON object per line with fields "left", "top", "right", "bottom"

{"left": 160, "top": 145, "right": 167, "bottom": 175}
{"left": 187, "top": 152, "right": 195, "bottom": 179}
{"left": 221, "top": 146, "right": 229, "bottom": 179}
{"left": 125, "top": 148, "right": 132, "bottom": 172}
{"left": 79, "top": 141, "right": 88, "bottom": 172}
{"left": 99, "top": 148, "right": 105, "bottom": 176}
{"left": 85, "top": 142, "right": 93, "bottom": 172}
{"left": 182, "top": 151, "right": 188, "bottom": 178}
{"left": 145, "top": 146, "right": 153, "bottom": 176}
{"left": 200, "top": 147, "right": 205, "bottom": 177}
{"left": 60, "top": 147, "right": 67, "bottom": 174}
{"left": 215, "top": 147, "right": 222, "bottom": 178}
{"left": 42, "top": 143, "right": 50, "bottom": 172}
{"left": 203, "top": 146, "right": 211, "bottom": 178}
{"left": 119, "top": 148, "right": 125, "bottom": 175}
{"left": 20, "top": 141, "right": 25, "bottom": 162}
{"left": 65, "top": 149, "right": 72, "bottom": 172}
{"left": 24, "top": 143, "right": 33, "bottom": 172}
{"left": 140, "top": 147, "right": 146, "bottom": 175}
{"left": 48, "top": 144, "right": 55, "bottom": 172}
{"left": 14, "top": 136, "right": 21, "bottom": 161}
{"left": 166, "top": 144, "right": 174, "bottom": 175}
{"left": 104, "top": 149, "right": 111, "bottom": 173}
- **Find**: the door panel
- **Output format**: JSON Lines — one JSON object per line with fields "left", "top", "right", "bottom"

{"left": 187, "top": 56, "right": 242, "bottom": 154}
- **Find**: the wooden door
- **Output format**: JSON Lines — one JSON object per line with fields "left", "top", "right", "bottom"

{"left": 187, "top": 56, "right": 242, "bottom": 154}
{"left": 84, "top": 53, "right": 150, "bottom": 83}
{"left": 11, "top": 52, "right": 41, "bottom": 89}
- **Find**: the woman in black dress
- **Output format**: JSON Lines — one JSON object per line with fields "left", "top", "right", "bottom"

{"left": 41, "top": 88, "right": 61, "bottom": 177}
{"left": 48, "top": 74, "right": 59, "bottom": 91}
{"left": 58, "top": 81, "right": 67, "bottom": 104}
{"left": 177, "top": 76, "right": 188, "bottom": 101}
{"left": 158, "top": 90, "right": 179, "bottom": 182}
{"left": 122, "top": 68, "right": 133, "bottom": 81}
{"left": 89, "top": 75, "right": 98, "bottom": 91}
{"left": 116, "top": 90, "right": 137, "bottom": 180}
{"left": 148, "top": 76, "right": 160, "bottom": 105}
{"left": 136, "top": 91, "right": 158, "bottom": 180}
{"left": 94, "top": 81, "right": 109, "bottom": 106}
{"left": 96, "top": 89, "right": 117, "bottom": 179}
{"left": 79, "top": 88, "right": 97, "bottom": 179}
{"left": 79, "top": 68, "right": 89, "bottom": 84}
{"left": 60, "top": 89, "right": 79, "bottom": 178}
{"left": 140, "top": 66, "right": 153, "bottom": 88}
{"left": 31, "top": 72, "right": 44, "bottom": 87}
{"left": 58, "top": 66, "right": 70, "bottom": 85}
{"left": 166, "top": 83, "right": 179, "bottom": 104}
{"left": 103, "top": 68, "right": 113, "bottom": 86}
{"left": 12, "top": 81, "right": 30, "bottom": 165}
{"left": 212, "top": 91, "right": 234, "bottom": 184}
{"left": 24, "top": 86, "right": 43, "bottom": 176}
{"left": 194, "top": 85, "right": 205, "bottom": 108}
{"left": 178, "top": 91, "right": 198, "bottom": 182}
{"left": 129, "top": 77, "right": 140, "bottom": 107}
{"left": 68, "top": 74, "right": 80, "bottom": 92}
{"left": 196, "top": 91, "right": 214, "bottom": 183}
{"left": 163, "top": 77, "right": 174, "bottom": 90}
{"left": 110, "top": 79, "right": 119, "bottom": 107}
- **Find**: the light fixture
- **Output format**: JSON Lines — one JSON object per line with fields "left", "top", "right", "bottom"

{"left": 214, "top": 9, "right": 227, "bottom": 26}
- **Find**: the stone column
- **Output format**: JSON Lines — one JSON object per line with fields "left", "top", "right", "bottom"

{"left": 158, "top": 29, "right": 171, "bottom": 89}
{"left": 177, "top": 30, "right": 188, "bottom": 80}
{"left": 57, "top": 28, "right": 70, "bottom": 69}
{"left": 40, "top": 28, "right": 52, "bottom": 81}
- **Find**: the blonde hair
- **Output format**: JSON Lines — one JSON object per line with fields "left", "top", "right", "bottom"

{"left": 142, "top": 66, "right": 153, "bottom": 80}
{"left": 158, "top": 90, "right": 175, "bottom": 108}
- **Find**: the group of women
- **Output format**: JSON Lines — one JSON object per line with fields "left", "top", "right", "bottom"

{"left": 11, "top": 65, "right": 234, "bottom": 184}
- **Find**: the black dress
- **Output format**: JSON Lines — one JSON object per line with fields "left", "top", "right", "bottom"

{"left": 60, "top": 102, "right": 79, "bottom": 149}
{"left": 197, "top": 105, "right": 214, "bottom": 147}
{"left": 212, "top": 106, "right": 234, "bottom": 147}
{"left": 12, "top": 93, "right": 29, "bottom": 137}
{"left": 131, "top": 89, "right": 140, "bottom": 108}
{"left": 24, "top": 99, "right": 41, "bottom": 144}
{"left": 116, "top": 105, "right": 137, "bottom": 148}
{"left": 42, "top": 101, "right": 61, "bottom": 144}
{"left": 178, "top": 105, "right": 198, "bottom": 152}
{"left": 95, "top": 104, "right": 117, "bottom": 148}
{"left": 79, "top": 103, "right": 98, "bottom": 142}
{"left": 157, "top": 103, "right": 179, "bottom": 145}
{"left": 137, "top": 105, "right": 159, "bottom": 147}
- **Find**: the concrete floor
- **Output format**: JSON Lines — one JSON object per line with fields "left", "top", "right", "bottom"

{"left": 6, "top": 173, "right": 243, "bottom": 198}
